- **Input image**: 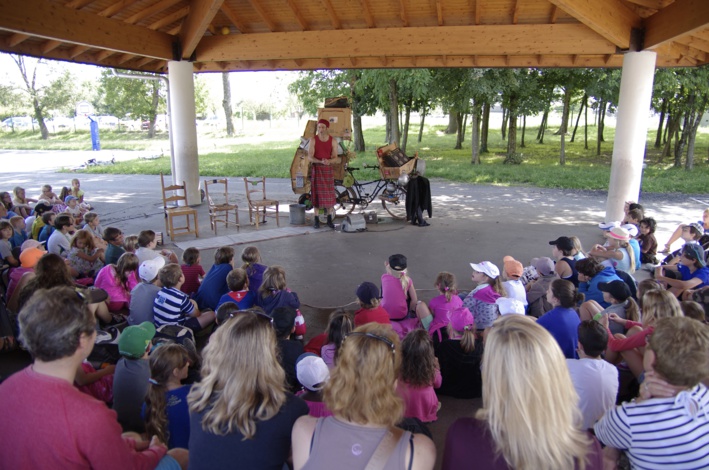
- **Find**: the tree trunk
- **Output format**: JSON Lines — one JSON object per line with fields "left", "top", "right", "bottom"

{"left": 661, "top": 113, "right": 680, "bottom": 161}
{"left": 385, "top": 112, "right": 391, "bottom": 143}
{"left": 418, "top": 105, "right": 427, "bottom": 143}
{"left": 445, "top": 111, "right": 458, "bottom": 134}
{"left": 507, "top": 108, "right": 518, "bottom": 156}
{"left": 353, "top": 113, "right": 365, "bottom": 152}
{"left": 596, "top": 99, "right": 606, "bottom": 156}
{"left": 461, "top": 113, "right": 468, "bottom": 142}
{"left": 537, "top": 108, "right": 548, "bottom": 142}
{"left": 501, "top": 107, "right": 508, "bottom": 140}
{"left": 654, "top": 98, "right": 667, "bottom": 149}
{"left": 555, "top": 88, "right": 572, "bottom": 135}
{"left": 685, "top": 98, "right": 708, "bottom": 171}
{"left": 675, "top": 100, "right": 694, "bottom": 168}
{"left": 521, "top": 115, "right": 526, "bottom": 148}
{"left": 147, "top": 81, "right": 160, "bottom": 139}
{"left": 584, "top": 99, "right": 588, "bottom": 150}
{"left": 560, "top": 132, "right": 566, "bottom": 165}
{"left": 401, "top": 99, "right": 412, "bottom": 153}
{"left": 471, "top": 102, "right": 481, "bottom": 164}
{"left": 455, "top": 111, "right": 464, "bottom": 149}
{"left": 570, "top": 94, "right": 586, "bottom": 142}
{"left": 480, "top": 102, "right": 490, "bottom": 153}
{"left": 222, "top": 72, "right": 234, "bottom": 136}
{"left": 388, "top": 79, "right": 400, "bottom": 144}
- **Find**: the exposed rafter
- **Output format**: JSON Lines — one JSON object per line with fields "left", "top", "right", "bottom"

{"left": 180, "top": 0, "right": 223, "bottom": 59}
{"left": 247, "top": 0, "right": 277, "bottom": 32}
{"left": 359, "top": 0, "right": 375, "bottom": 28}
{"left": 399, "top": 0, "right": 409, "bottom": 27}
{"left": 473, "top": 0, "right": 480, "bottom": 25}
{"left": 125, "top": 0, "right": 182, "bottom": 25}
{"left": 512, "top": 0, "right": 519, "bottom": 24}
{"left": 7, "top": 33, "right": 30, "bottom": 47}
{"left": 99, "top": 0, "right": 140, "bottom": 19}
{"left": 644, "top": 0, "right": 709, "bottom": 49}
{"left": 548, "top": 0, "right": 641, "bottom": 49}
{"left": 219, "top": 3, "right": 246, "bottom": 33}
{"left": 64, "top": 0, "right": 96, "bottom": 9}
{"left": 321, "top": 0, "right": 342, "bottom": 29}
{"left": 41, "top": 40, "right": 62, "bottom": 54}
{"left": 436, "top": 1, "right": 443, "bottom": 26}
{"left": 149, "top": 6, "right": 189, "bottom": 31}
{"left": 285, "top": 0, "right": 309, "bottom": 31}
{"left": 549, "top": 5, "right": 558, "bottom": 23}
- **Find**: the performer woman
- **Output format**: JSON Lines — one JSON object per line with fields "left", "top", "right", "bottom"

{"left": 308, "top": 119, "right": 340, "bottom": 229}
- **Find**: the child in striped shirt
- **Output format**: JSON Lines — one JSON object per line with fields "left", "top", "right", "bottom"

{"left": 153, "top": 264, "right": 215, "bottom": 332}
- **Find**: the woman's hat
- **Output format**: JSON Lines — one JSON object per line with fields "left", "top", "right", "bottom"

{"left": 317, "top": 118, "right": 330, "bottom": 128}
{"left": 296, "top": 353, "right": 330, "bottom": 391}
{"left": 502, "top": 256, "right": 523, "bottom": 279}
{"left": 356, "top": 282, "right": 380, "bottom": 304}
{"left": 388, "top": 254, "right": 407, "bottom": 271}
{"left": 470, "top": 261, "right": 499, "bottom": 279}
{"left": 608, "top": 226, "right": 630, "bottom": 241}
{"left": 598, "top": 280, "right": 631, "bottom": 302}
{"left": 549, "top": 236, "right": 574, "bottom": 252}
{"left": 450, "top": 307, "right": 475, "bottom": 331}
{"left": 682, "top": 243, "right": 706, "bottom": 267}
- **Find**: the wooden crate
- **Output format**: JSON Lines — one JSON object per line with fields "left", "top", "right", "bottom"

{"left": 377, "top": 153, "right": 418, "bottom": 180}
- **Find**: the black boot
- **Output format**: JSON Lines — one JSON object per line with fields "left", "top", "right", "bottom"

{"left": 313, "top": 215, "right": 320, "bottom": 229}
{"left": 326, "top": 214, "right": 335, "bottom": 229}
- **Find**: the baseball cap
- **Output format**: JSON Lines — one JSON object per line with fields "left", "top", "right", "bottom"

{"left": 450, "top": 307, "right": 475, "bottom": 332}
{"left": 682, "top": 243, "right": 706, "bottom": 267}
{"left": 608, "top": 226, "right": 630, "bottom": 241}
{"left": 356, "top": 282, "right": 380, "bottom": 304}
{"left": 296, "top": 353, "right": 330, "bottom": 392}
{"left": 598, "top": 221, "right": 620, "bottom": 231}
{"left": 118, "top": 322, "right": 156, "bottom": 359}
{"left": 388, "top": 254, "right": 407, "bottom": 271}
{"left": 20, "top": 239, "right": 45, "bottom": 252}
{"left": 682, "top": 222, "right": 705, "bottom": 235}
{"left": 549, "top": 236, "right": 574, "bottom": 252}
{"left": 502, "top": 256, "right": 523, "bottom": 279}
{"left": 139, "top": 257, "right": 165, "bottom": 282}
{"left": 495, "top": 297, "right": 526, "bottom": 315}
{"left": 470, "top": 261, "right": 500, "bottom": 279}
{"left": 64, "top": 195, "right": 77, "bottom": 204}
{"left": 598, "top": 281, "right": 632, "bottom": 302}
{"left": 20, "top": 247, "right": 44, "bottom": 268}
{"left": 531, "top": 257, "right": 555, "bottom": 276}
{"left": 621, "top": 224, "right": 639, "bottom": 237}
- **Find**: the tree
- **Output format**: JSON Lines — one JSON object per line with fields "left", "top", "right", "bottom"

{"left": 96, "top": 69, "right": 166, "bottom": 138}
{"left": 11, "top": 55, "right": 74, "bottom": 139}
{"left": 221, "top": 72, "right": 234, "bottom": 136}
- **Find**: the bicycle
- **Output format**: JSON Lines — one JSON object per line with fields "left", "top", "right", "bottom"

{"left": 332, "top": 162, "right": 410, "bottom": 220}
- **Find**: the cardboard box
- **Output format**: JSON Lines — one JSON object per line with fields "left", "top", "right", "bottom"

{"left": 290, "top": 148, "right": 311, "bottom": 194}
{"left": 317, "top": 108, "right": 352, "bottom": 140}
{"left": 302, "top": 120, "right": 317, "bottom": 139}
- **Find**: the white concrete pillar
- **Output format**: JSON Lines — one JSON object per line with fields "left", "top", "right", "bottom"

{"left": 168, "top": 61, "right": 200, "bottom": 205}
{"left": 605, "top": 51, "right": 656, "bottom": 222}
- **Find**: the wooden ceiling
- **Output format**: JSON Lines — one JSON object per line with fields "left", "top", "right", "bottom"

{"left": 0, "top": 0, "right": 708, "bottom": 74}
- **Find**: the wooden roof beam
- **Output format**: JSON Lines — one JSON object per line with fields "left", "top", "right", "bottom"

{"left": 69, "top": 44, "right": 90, "bottom": 58}
{"left": 399, "top": 0, "right": 409, "bottom": 27}
{"left": 549, "top": 5, "right": 558, "bottom": 24}
{"left": 360, "top": 0, "right": 375, "bottom": 28}
{"left": 285, "top": 0, "right": 309, "bottom": 31}
{"left": 436, "top": 1, "right": 444, "bottom": 26}
{"left": 675, "top": 35, "right": 709, "bottom": 54}
{"left": 548, "top": 0, "right": 641, "bottom": 49}
{"left": 99, "top": 0, "right": 140, "bottom": 19}
{"left": 125, "top": 0, "right": 182, "bottom": 25}
{"left": 247, "top": 0, "right": 277, "bottom": 32}
{"left": 167, "top": 24, "right": 182, "bottom": 35}
{"left": 64, "top": 0, "right": 96, "bottom": 9}
{"left": 196, "top": 24, "right": 616, "bottom": 61}
{"left": 95, "top": 49, "right": 116, "bottom": 61}
{"left": 624, "top": 0, "right": 669, "bottom": 9}
{"left": 472, "top": 0, "right": 480, "bottom": 25}
{"left": 180, "top": 0, "right": 223, "bottom": 59}
{"left": 219, "top": 3, "right": 246, "bottom": 33}
{"left": 41, "top": 40, "right": 62, "bottom": 54}
{"left": 7, "top": 33, "right": 30, "bottom": 47}
{"left": 644, "top": 0, "right": 709, "bottom": 49}
{"left": 149, "top": 6, "right": 189, "bottom": 31}
{"left": 512, "top": 0, "right": 519, "bottom": 24}
{"left": 0, "top": 0, "right": 174, "bottom": 60}
{"left": 322, "top": 0, "right": 342, "bottom": 29}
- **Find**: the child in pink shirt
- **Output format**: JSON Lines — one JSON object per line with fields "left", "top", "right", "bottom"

{"left": 396, "top": 329, "right": 442, "bottom": 423}
{"left": 415, "top": 271, "right": 463, "bottom": 343}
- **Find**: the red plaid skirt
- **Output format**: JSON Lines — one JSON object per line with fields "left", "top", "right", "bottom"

{"left": 311, "top": 164, "right": 336, "bottom": 208}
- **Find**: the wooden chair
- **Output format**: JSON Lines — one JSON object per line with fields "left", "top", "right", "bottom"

{"left": 204, "top": 178, "right": 239, "bottom": 235}
{"left": 243, "top": 177, "right": 280, "bottom": 229}
{"left": 160, "top": 172, "right": 199, "bottom": 240}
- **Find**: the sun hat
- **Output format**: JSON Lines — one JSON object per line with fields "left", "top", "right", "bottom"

{"left": 495, "top": 297, "right": 526, "bottom": 315}
{"left": 450, "top": 307, "right": 475, "bottom": 331}
{"left": 608, "top": 226, "right": 630, "bottom": 241}
{"left": 19, "top": 247, "right": 44, "bottom": 268}
{"left": 549, "top": 236, "right": 574, "bottom": 252}
{"left": 621, "top": 224, "right": 639, "bottom": 237}
{"left": 502, "top": 256, "right": 523, "bottom": 279}
{"left": 682, "top": 243, "right": 706, "bottom": 267}
{"left": 296, "top": 353, "right": 330, "bottom": 392}
{"left": 470, "top": 261, "right": 499, "bottom": 279}
{"left": 118, "top": 322, "right": 156, "bottom": 359}
{"left": 139, "top": 257, "right": 165, "bottom": 282}
{"left": 20, "top": 239, "right": 45, "bottom": 252}
{"left": 356, "top": 282, "right": 380, "bottom": 304}
{"left": 598, "top": 281, "right": 632, "bottom": 302}
{"left": 598, "top": 221, "right": 620, "bottom": 231}
{"left": 388, "top": 254, "right": 407, "bottom": 271}
{"left": 531, "top": 257, "right": 555, "bottom": 276}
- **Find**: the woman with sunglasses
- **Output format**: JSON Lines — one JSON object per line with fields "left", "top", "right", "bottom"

{"left": 187, "top": 310, "right": 309, "bottom": 470}
{"left": 291, "top": 323, "right": 436, "bottom": 470}
{"left": 442, "top": 315, "right": 603, "bottom": 470}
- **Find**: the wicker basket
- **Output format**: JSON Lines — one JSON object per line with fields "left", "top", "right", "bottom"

{"left": 377, "top": 153, "right": 418, "bottom": 180}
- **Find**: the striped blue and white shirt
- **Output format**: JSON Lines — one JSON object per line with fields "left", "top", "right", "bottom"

{"left": 594, "top": 384, "right": 709, "bottom": 469}
{"left": 153, "top": 287, "right": 194, "bottom": 328}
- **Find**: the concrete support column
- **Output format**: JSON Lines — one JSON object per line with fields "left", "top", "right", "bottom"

{"left": 168, "top": 61, "right": 200, "bottom": 205}
{"left": 605, "top": 51, "right": 656, "bottom": 222}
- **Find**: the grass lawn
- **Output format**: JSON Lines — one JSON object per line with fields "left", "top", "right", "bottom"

{"left": 2, "top": 122, "right": 707, "bottom": 194}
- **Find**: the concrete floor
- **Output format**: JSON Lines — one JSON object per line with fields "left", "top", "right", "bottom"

{"left": 2, "top": 165, "right": 706, "bottom": 468}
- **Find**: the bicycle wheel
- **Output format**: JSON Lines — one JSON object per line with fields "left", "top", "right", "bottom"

{"left": 381, "top": 184, "right": 407, "bottom": 220}
{"left": 334, "top": 185, "right": 356, "bottom": 217}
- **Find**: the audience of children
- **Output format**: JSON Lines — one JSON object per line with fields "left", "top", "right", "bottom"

{"left": 537, "top": 279, "right": 583, "bottom": 359}
{"left": 153, "top": 264, "right": 216, "bottom": 332}
{"left": 353, "top": 281, "right": 391, "bottom": 327}
{"left": 415, "top": 272, "right": 462, "bottom": 343}
{"left": 435, "top": 307, "right": 483, "bottom": 399}
{"left": 381, "top": 253, "right": 419, "bottom": 321}
{"left": 579, "top": 280, "right": 640, "bottom": 335}
{"left": 255, "top": 265, "right": 306, "bottom": 337}
{"left": 655, "top": 243, "right": 709, "bottom": 299}
{"left": 128, "top": 257, "right": 165, "bottom": 326}
{"left": 241, "top": 245, "right": 267, "bottom": 296}
{"left": 273, "top": 306, "right": 306, "bottom": 392}
{"left": 462, "top": 261, "right": 505, "bottom": 329}
{"left": 295, "top": 353, "right": 332, "bottom": 417}
{"left": 589, "top": 226, "right": 636, "bottom": 274}
{"left": 67, "top": 229, "right": 105, "bottom": 278}
{"left": 136, "top": 230, "right": 179, "bottom": 265}
{"left": 549, "top": 236, "right": 580, "bottom": 286}
{"left": 216, "top": 267, "right": 255, "bottom": 310}
{"left": 501, "top": 256, "right": 527, "bottom": 307}
{"left": 396, "top": 329, "right": 442, "bottom": 423}
{"left": 525, "top": 256, "right": 557, "bottom": 317}
{"left": 94, "top": 252, "right": 140, "bottom": 313}
{"left": 103, "top": 227, "right": 126, "bottom": 265}
{"left": 320, "top": 309, "right": 354, "bottom": 368}
{"left": 193, "top": 246, "right": 234, "bottom": 311}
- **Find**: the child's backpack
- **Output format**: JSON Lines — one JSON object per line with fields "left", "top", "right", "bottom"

{"left": 152, "top": 324, "right": 199, "bottom": 366}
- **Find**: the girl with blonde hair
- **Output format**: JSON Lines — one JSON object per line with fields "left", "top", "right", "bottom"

{"left": 188, "top": 311, "right": 309, "bottom": 469}
{"left": 67, "top": 229, "right": 104, "bottom": 278}
{"left": 292, "top": 323, "right": 436, "bottom": 470}
{"left": 443, "top": 315, "right": 602, "bottom": 470}
{"left": 381, "top": 253, "right": 419, "bottom": 321}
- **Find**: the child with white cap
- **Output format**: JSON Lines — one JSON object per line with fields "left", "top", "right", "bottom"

{"left": 495, "top": 297, "right": 526, "bottom": 316}
{"left": 127, "top": 257, "right": 165, "bottom": 326}
{"left": 462, "top": 261, "right": 506, "bottom": 330}
{"left": 295, "top": 353, "right": 332, "bottom": 417}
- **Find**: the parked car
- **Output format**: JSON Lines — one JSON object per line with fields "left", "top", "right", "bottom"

{"left": 1, "top": 116, "right": 34, "bottom": 130}
{"left": 118, "top": 117, "right": 140, "bottom": 131}
{"left": 141, "top": 115, "right": 168, "bottom": 132}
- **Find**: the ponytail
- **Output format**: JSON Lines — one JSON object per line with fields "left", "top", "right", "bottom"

{"left": 447, "top": 324, "right": 477, "bottom": 354}
{"left": 144, "top": 380, "right": 169, "bottom": 444}
{"left": 625, "top": 297, "right": 640, "bottom": 323}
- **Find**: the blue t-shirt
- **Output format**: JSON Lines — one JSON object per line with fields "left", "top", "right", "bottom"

{"left": 141, "top": 384, "right": 191, "bottom": 449}
{"left": 194, "top": 264, "right": 232, "bottom": 311}
{"left": 678, "top": 264, "right": 709, "bottom": 289}
{"left": 216, "top": 290, "right": 255, "bottom": 310}
{"left": 537, "top": 306, "right": 581, "bottom": 359}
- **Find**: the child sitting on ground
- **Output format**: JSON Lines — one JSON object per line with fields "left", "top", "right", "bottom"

{"left": 70, "top": 178, "right": 92, "bottom": 210}
{"left": 436, "top": 307, "right": 483, "bottom": 399}
{"left": 103, "top": 227, "right": 125, "bottom": 265}
{"left": 214, "top": 302, "right": 240, "bottom": 326}
{"left": 415, "top": 272, "right": 462, "bottom": 344}
{"left": 179, "top": 247, "right": 205, "bottom": 297}
{"left": 128, "top": 258, "right": 165, "bottom": 326}
{"left": 94, "top": 253, "right": 140, "bottom": 313}
{"left": 37, "top": 212, "right": 56, "bottom": 244}
{"left": 256, "top": 265, "right": 306, "bottom": 338}
{"left": 662, "top": 222, "right": 704, "bottom": 266}
{"left": 63, "top": 195, "right": 84, "bottom": 219}
{"left": 135, "top": 230, "right": 178, "bottom": 265}
{"left": 241, "top": 246, "right": 267, "bottom": 297}
{"left": 9, "top": 215, "right": 28, "bottom": 250}
{"left": 194, "top": 246, "right": 234, "bottom": 311}
{"left": 463, "top": 261, "right": 506, "bottom": 330}
{"left": 143, "top": 343, "right": 192, "bottom": 449}
{"left": 295, "top": 353, "right": 332, "bottom": 418}
{"left": 501, "top": 256, "right": 527, "bottom": 308}
{"left": 12, "top": 186, "right": 36, "bottom": 219}
{"left": 37, "top": 184, "right": 61, "bottom": 206}
{"left": 67, "top": 229, "right": 105, "bottom": 278}
{"left": 272, "top": 306, "right": 305, "bottom": 392}
{"left": 638, "top": 217, "right": 659, "bottom": 265}
{"left": 124, "top": 234, "right": 139, "bottom": 254}
{"left": 82, "top": 212, "right": 105, "bottom": 247}
{"left": 47, "top": 214, "right": 74, "bottom": 259}
{"left": 353, "top": 281, "right": 391, "bottom": 327}
{"left": 397, "top": 329, "right": 442, "bottom": 423}
{"left": 0, "top": 221, "right": 19, "bottom": 267}
{"left": 217, "top": 268, "right": 255, "bottom": 310}
{"left": 153, "top": 263, "right": 216, "bottom": 332}
{"left": 29, "top": 202, "right": 53, "bottom": 240}
{"left": 381, "top": 253, "right": 418, "bottom": 321}
{"left": 320, "top": 309, "right": 354, "bottom": 368}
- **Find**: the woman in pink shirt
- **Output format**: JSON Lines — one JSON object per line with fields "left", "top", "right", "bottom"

{"left": 397, "top": 329, "right": 442, "bottom": 423}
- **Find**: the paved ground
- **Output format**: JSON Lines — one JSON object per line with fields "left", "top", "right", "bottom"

{"left": 2, "top": 150, "right": 707, "bottom": 468}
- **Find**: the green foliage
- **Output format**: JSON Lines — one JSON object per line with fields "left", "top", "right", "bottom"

{"left": 95, "top": 69, "right": 166, "bottom": 120}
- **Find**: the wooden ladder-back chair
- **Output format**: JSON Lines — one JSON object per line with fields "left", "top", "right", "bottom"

{"left": 243, "top": 177, "right": 280, "bottom": 229}
{"left": 204, "top": 178, "right": 239, "bottom": 235}
{"left": 160, "top": 172, "right": 199, "bottom": 240}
